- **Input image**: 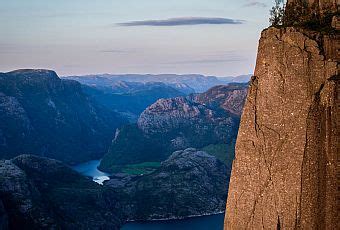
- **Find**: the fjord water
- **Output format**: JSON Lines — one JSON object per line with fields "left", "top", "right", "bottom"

{"left": 72, "top": 160, "right": 110, "bottom": 184}
{"left": 121, "top": 213, "right": 225, "bottom": 230}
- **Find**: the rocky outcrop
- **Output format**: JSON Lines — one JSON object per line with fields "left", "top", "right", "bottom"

{"left": 138, "top": 84, "right": 247, "bottom": 134}
{"left": 0, "top": 155, "right": 123, "bottom": 229}
{"left": 107, "top": 148, "right": 229, "bottom": 221}
{"left": 0, "top": 69, "right": 126, "bottom": 163}
{"left": 99, "top": 84, "right": 247, "bottom": 172}
{"left": 224, "top": 26, "right": 339, "bottom": 229}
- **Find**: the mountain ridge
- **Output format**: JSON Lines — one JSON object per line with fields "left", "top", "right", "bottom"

{"left": 0, "top": 69, "right": 126, "bottom": 163}
{"left": 99, "top": 83, "right": 248, "bottom": 172}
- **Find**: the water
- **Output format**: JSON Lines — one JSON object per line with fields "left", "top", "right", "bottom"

{"left": 121, "top": 213, "right": 225, "bottom": 230}
{"left": 72, "top": 160, "right": 110, "bottom": 184}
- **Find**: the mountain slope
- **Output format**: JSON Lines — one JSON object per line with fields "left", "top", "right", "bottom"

{"left": 107, "top": 148, "right": 229, "bottom": 221}
{"left": 0, "top": 69, "right": 126, "bottom": 163}
{"left": 99, "top": 84, "right": 248, "bottom": 172}
{"left": 0, "top": 155, "right": 123, "bottom": 229}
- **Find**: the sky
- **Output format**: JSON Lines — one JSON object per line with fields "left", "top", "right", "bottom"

{"left": 0, "top": 0, "right": 274, "bottom": 77}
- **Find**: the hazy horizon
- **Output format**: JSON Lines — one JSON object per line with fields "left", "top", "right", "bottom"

{"left": 0, "top": 0, "right": 273, "bottom": 76}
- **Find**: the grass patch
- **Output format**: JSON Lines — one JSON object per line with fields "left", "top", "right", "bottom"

{"left": 121, "top": 162, "right": 161, "bottom": 175}
{"left": 201, "top": 143, "right": 235, "bottom": 168}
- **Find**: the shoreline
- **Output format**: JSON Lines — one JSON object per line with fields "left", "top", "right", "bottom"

{"left": 126, "top": 210, "right": 225, "bottom": 223}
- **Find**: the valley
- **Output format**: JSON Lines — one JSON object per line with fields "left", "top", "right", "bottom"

{"left": 0, "top": 69, "right": 249, "bottom": 229}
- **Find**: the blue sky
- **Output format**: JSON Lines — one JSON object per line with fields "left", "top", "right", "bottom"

{"left": 0, "top": 0, "right": 273, "bottom": 76}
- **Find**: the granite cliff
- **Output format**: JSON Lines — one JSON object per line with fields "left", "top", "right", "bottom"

{"left": 225, "top": 2, "right": 339, "bottom": 229}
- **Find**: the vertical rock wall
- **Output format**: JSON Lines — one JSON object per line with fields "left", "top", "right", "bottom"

{"left": 224, "top": 27, "right": 339, "bottom": 229}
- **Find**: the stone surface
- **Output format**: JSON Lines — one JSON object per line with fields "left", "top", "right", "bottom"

{"left": 224, "top": 27, "right": 339, "bottom": 229}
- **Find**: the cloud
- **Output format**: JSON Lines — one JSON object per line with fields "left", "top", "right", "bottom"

{"left": 117, "top": 17, "right": 245, "bottom": 27}
{"left": 243, "top": 1, "right": 268, "bottom": 8}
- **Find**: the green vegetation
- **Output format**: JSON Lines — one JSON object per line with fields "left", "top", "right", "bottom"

{"left": 269, "top": 0, "right": 337, "bottom": 33}
{"left": 269, "top": 0, "right": 285, "bottom": 26}
{"left": 100, "top": 160, "right": 161, "bottom": 175}
{"left": 202, "top": 143, "right": 235, "bottom": 169}
{"left": 122, "top": 162, "right": 161, "bottom": 175}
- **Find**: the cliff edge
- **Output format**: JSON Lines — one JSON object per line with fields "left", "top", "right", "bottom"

{"left": 224, "top": 11, "right": 339, "bottom": 230}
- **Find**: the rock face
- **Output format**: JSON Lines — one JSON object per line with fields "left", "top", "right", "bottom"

{"left": 0, "top": 155, "right": 123, "bottom": 229}
{"left": 99, "top": 84, "right": 247, "bottom": 172}
{"left": 0, "top": 69, "right": 126, "bottom": 163}
{"left": 108, "top": 148, "right": 229, "bottom": 221}
{"left": 224, "top": 27, "right": 339, "bottom": 229}
{"left": 138, "top": 84, "right": 247, "bottom": 134}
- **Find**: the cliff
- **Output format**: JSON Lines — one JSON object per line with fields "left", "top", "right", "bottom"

{"left": 224, "top": 17, "right": 339, "bottom": 230}
{"left": 0, "top": 69, "right": 126, "bottom": 163}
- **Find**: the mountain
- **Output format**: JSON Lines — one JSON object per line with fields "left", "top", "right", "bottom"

{"left": 0, "top": 69, "right": 126, "bottom": 163}
{"left": 99, "top": 84, "right": 248, "bottom": 173}
{"left": 64, "top": 74, "right": 249, "bottom": 93}
{"left": 225, "top": 4, "right": 339, "bottom": 229}
{"left": 0, "top": 155, "right": 123, "bottom": 229}
{"left": 218, "top": 74, "right": 252, "bottom": 83}
{"left": 81, "top": 82, "right": 187, "bottom": 122}
{"left": 106, "top": 148, "right": 229, "bottom": 221}
{"left": 65, "top": 77, "right": 195, "bottom": 95}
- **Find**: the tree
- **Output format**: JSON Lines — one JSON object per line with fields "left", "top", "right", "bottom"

{"left": 269, "top": 0, "right": 285, "bottom": 26}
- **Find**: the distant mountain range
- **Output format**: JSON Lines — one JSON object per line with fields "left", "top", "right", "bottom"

{"left": 64, "top": 74, "right": 251, "bottom": 93}
{"left": 65, "top": 73, "right": 251, "bottom": 121}
{"left": 81, "top": 82, "right": 187, "bottom": 122}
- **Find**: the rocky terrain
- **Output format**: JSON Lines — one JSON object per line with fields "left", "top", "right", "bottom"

{"left": 0, "top": 69, "right": 126, "bottom": 163}
{"left": 0, "top": 155, "right": 123, "bottom": 230}
{"left": 225, "top": 1, "right": 339, "bottom": 229}
{"left": 106, "top": 148, "right": 229, "bottom": 221}
{"left": 99, "top": 84, "right": 248, "bottom": 172}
